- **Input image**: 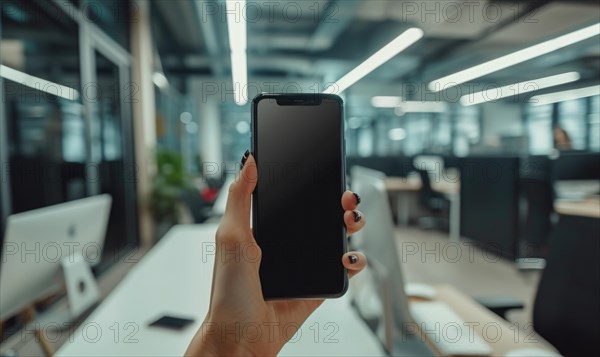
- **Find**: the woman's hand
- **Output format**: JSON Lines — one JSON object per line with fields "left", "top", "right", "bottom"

{"left": 186, "top": 154, "right": 367, "bottom": 357}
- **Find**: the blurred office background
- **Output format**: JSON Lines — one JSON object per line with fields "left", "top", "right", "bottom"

{"left": 0, "top": 0, "right": 599, "bottom": 356}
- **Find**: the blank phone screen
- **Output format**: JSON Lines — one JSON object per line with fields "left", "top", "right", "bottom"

{"left": 252, "top": 95, "right": 347, "bottom": 299}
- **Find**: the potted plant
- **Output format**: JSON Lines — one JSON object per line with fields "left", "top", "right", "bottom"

{"left": 149, "top": 149, "right": 192, "bottom": 239}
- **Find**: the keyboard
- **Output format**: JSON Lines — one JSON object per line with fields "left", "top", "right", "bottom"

{"left": 409, "top": 301, "right": 492, "bottom": 356}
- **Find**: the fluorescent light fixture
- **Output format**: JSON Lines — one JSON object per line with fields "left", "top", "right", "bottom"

{"left": 460, "top": 72, "right": 581, "bottom": 106}
{"left": 394, "top": 101, "right": 447, "bottom": 115}
{"left": 152, "top": 72, "right": 169, "bottom": 89}
{"left": 530, "top": 85, "right": 600, "bottom": 106}
{"left": 388, "top": 128, "right": 407, "bottom": 141}
{"left": 371, "top": 96, "right": 405, "bottom": 108}
{"left": 324, "top": 28, "right": 424, "bottom": 95}
{"left": 429, "top": 23, "right": 600, "bottom": 92}
{"left": 226, "top": 0, "right": 248, "bottom": 106}
{"left": 0, "top": 64, "right": 80, "bottom": 101}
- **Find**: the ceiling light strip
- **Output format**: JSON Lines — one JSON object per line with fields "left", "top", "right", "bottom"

{"left": 324, "top": 28, "right": 424, "bottom": 95}
{"left": 226, "top": 0, "right": 248, "bottom": 105}
{"left": 530, "top": 84, "right": 600, "bottom": 106}
{"left": 460, "top": 72, "right": 581, "bottom": 106}
{"left": 429, "top": 23, "right": 600, "bottom": 92}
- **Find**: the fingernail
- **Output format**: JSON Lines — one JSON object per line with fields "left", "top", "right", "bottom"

{"left": 353, "top": 192, "right": 361, "bottom": 204}
{"left": 348, "top": 254, "right": 359, "bottom": 264}
{"left": 240, "top": 150, "right": 250, "bottom": 169}
{"left": 353, "top": 210, "right": 362, "bottom": 223}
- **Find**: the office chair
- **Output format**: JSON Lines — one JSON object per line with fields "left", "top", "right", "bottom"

{"left": 412, "top": 155, "right": 450, "bottom": 230}
{"left": 415, "top": 169, "right": 450, "bottom": 230}
{"left": 532, "top": 214, "right": 600, "bottom": 356}
{"left": 350, "top": 166, "right": 435, "bottom": 356}
{"left": 480, "top": 214, "right": 600, "bottom": 356}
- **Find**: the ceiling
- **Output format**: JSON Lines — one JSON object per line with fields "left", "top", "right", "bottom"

{"left": 152, "top": 0, "right": 600, "bottom": 101}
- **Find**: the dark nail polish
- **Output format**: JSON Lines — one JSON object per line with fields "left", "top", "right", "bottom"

{"left": 353, "top": 192, "right": 361, "bottom": 204}
{"left": 240, "top": 150, "right": 250, "bottom": 169}
{"left": 353, "top": 210, "right": 362, "bottom": 223}
{"left": 349, "top": 255, "right": 358, "bottom": 264}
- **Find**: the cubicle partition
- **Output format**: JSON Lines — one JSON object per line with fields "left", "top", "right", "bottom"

{"left": 460, "top": 152, "right": 600, "bottom": 261}
{"left": 553, "top": 151, "right": 600, "bottom": 180}
{"left": 518, "top": 155, "right": 554, "bottom": 258}
{"left": 459, "top": 157, "right": 521, "bottom": 260}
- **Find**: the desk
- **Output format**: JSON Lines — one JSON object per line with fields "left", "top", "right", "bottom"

{"left": 554, "top": 198, "right": 600, "bottom": 218}
{"left": 554, "top": 180, "right": 600, "bottom": 201}
{"left": 432, "top": 285, "right": 556, "bottom": 357}
{"left": 56, "top": 225, "right": 386, "bottom": 357}
{"left": 386, "top": 177, "right": 461, "bottom": 241}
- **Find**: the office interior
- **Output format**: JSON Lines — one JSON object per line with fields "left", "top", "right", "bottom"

{"left": 0, "top": 0, "right": 599, "bottom": 356}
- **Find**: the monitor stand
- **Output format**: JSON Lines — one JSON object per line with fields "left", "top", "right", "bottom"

{"left": 34, "top": 251, "right": 100, "bottom": 331}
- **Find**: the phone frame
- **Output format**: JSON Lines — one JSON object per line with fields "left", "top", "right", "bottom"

{"left": 250, "top": 93, "right": 348, "bottom": 299}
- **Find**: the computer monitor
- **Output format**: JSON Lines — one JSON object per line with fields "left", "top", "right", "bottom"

{"left": 0, "top": 194, "right": 111, "bottom": 320}
{"left": 349, "top": 166, "right": 414, "bottom": 331}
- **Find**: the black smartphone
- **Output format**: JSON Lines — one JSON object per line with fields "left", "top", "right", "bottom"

{"left": 251, "top": 93, "right": 347, "bottom": 300}
{"left": 148, "top": 315, "right": 195, "bottom": 331}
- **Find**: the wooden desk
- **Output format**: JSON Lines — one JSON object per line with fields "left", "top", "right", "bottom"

{"left": 554, "top": 198, "right": 600, "bottom": 218}
{"left": 432, "top": 285, "right": 557, "bottom": 357}
{"left": 385, "top": 177, "right": 461, "bottom": 241}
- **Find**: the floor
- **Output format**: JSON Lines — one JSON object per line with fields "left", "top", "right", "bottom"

{"left": 395, "top": 226, "right": 541, "bottom": 327}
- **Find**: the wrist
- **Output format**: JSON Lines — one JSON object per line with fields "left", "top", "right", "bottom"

{"left": 187, "top": 321, "right": 256, "bottom": 357}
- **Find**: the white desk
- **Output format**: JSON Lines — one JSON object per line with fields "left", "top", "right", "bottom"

{"left": 56, "top": 225, "right": 386, "bottom": 357}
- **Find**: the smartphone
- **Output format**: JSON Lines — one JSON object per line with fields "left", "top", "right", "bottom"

{"left": 251, "top": 93, "right": 347, "bottom": 300}
{"left": 148, "top": 315, "right": 195, "bottom": 331}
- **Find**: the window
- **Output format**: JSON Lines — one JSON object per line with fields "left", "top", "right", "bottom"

{"left": 1, "top": 0, "right": 139, "bottom": 270}
{"left": 403, "top": 113, "right": 431, "bottom": 156}
{"left": 2, "top": 0, "right": 83, "bottom": 213}
{"left": 558, "top": 99, "right": 586, "bottom": 150}
{"left": 526, "top": 104, "right": 553, "bottom": 155}
{"left": 81, "top": 0, "right": 131, "bottom": 49}
{"left": 219, "top": 102, "right": 250, "bottom": 164}
{"left": 588, "top": 96, "right": 599, "bottom": 152}
{"left": 454, "top": 106, "right": 480, "bottom": 157}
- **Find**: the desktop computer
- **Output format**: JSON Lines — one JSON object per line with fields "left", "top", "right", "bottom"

{"left": 0, "top": 194, "right": 112, "bottom": 321}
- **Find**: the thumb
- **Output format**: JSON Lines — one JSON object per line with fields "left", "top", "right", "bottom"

{"left": 222, "top": 153, "right": 257, "bottom": 228}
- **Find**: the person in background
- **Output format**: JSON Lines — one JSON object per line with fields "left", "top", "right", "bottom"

{"left": 553, "top": 126, "right": 572, "bottom": 151}
{"left": 186, "top": 154, "right": 368, "bottom": 357}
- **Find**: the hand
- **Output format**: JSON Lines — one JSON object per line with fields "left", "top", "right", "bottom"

{"left": 186, "top": 154, "right": 367, "bottom": 357}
